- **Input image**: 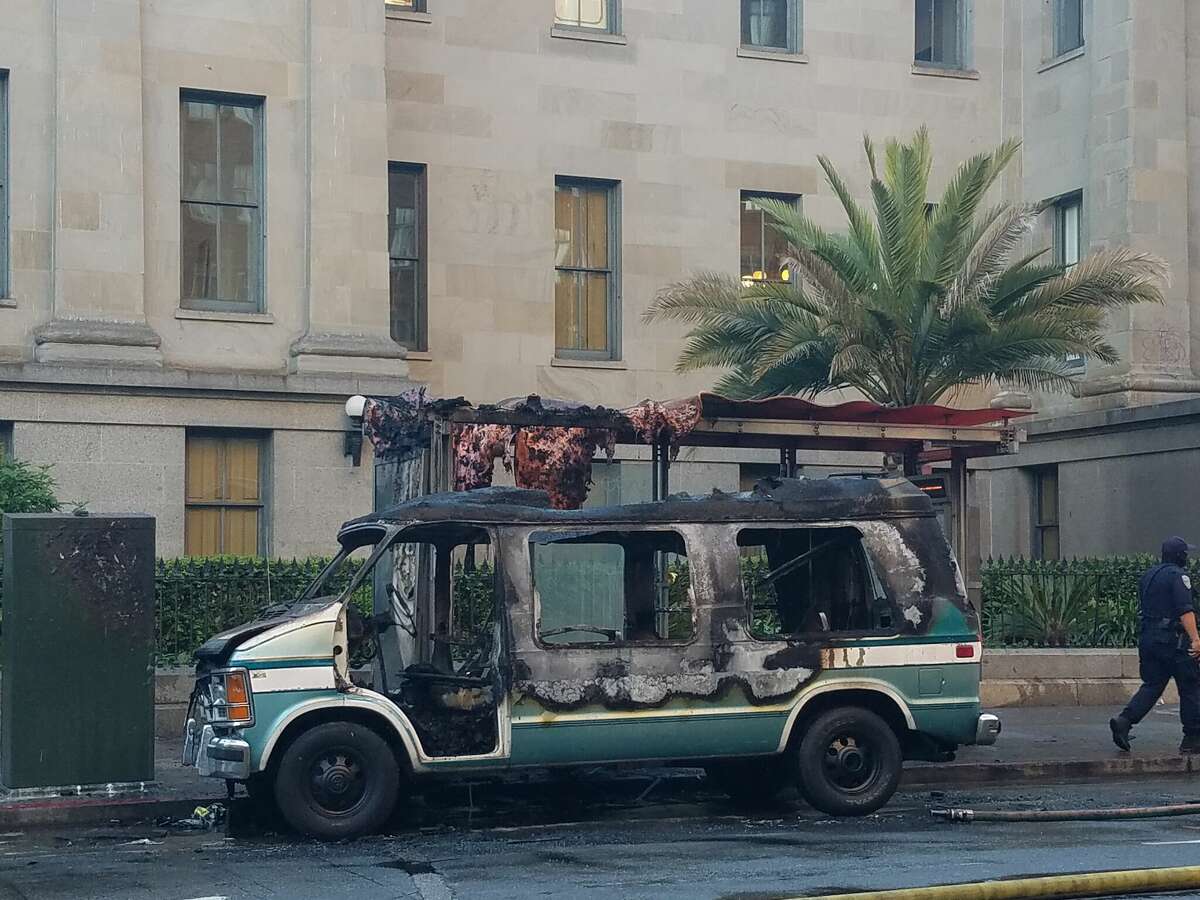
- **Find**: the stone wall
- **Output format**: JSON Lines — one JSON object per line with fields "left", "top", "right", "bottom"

{"left": 976, "top": 396, "right": 1200, "bottom": 559}
{"left": 385, "top": 0, "right": 1005, "bottom": 403}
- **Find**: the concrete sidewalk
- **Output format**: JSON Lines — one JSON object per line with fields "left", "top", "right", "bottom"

{"left": 905, "top": 701, "right": 1199, "bottom": 786}
{"left": 2, "top": 702, "right": 1196, "bottom": 829}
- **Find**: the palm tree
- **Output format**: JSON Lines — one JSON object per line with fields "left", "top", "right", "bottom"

{"left": 646, "top": 128, "right": 1167, "bottom": 407}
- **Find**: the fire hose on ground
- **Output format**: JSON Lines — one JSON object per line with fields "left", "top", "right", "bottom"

{"left": 791, "top": 803, "right": 1200, "bottom": 899}
{"left": 930, "top": 800, "right": 1200, "bottom": 822}
{"left": 793, "top": 865, "right": 1200, "bottom": 900}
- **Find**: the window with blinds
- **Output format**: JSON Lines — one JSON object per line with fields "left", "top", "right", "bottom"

{"left": 741, "top": 0, "right": 802, "bottom": 54}
{"left": 0, "top": 71, "right": 8, "bottom": 300}
{"left": 185, "top": 433, "right": 268, "bottom": 557}
{"left": 555, "top": 0, "right": 618, "bottom": 33}
{"left": 915, "top": 0, "right": 966, "bottom": 69}
{"left": 1054, "top": 192, "right": 1084, "bottom": 369}
{"left": 388, "top": 163, "right": 427, "bottom": 350}
{"left": 179, "top": 91, "right": 264, "bottom": 313}
{"left": 554, "top": 178, "right": 620, "bottom": 360}
{"left": 1053, "top": 0, "right": 1083, "bottom": 56}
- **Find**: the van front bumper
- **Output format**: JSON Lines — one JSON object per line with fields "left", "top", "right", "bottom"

{"left": 183, "top": 719, "right": 251, "bottom": 780}
{"left": 975, "top": 713, "right": 1002, "bottom": 746}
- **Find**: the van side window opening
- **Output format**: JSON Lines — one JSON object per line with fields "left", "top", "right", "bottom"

{"left": 531, "top": 529, "right": 693, "bottom": 645}
{"left": 738, "top": 527, "right": 893, "bottom": 638}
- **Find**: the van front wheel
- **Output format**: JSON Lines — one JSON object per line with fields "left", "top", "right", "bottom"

{"left": 274, "top": 721, "right": 399, "bottom": 840}
{"left": 795, "top": 707, "right": 901, "bottom": 816}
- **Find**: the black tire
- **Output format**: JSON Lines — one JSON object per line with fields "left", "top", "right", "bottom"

{"left": 705, "top": 757, "right": 793, "bottom": 807}
{"left": 273, "top": 721, "right": 400, "bottom": 840}
{"left": 795, "top": 706, "right": 902, "bottom": 816}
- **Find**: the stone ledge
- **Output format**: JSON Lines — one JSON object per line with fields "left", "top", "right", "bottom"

{"left": 32, "top": 318, "right": 165, "bottom": 368}
{"left": 981, "top": 677, "right": 1177, "bottom": 708}
{"left": 289, "top": 331, "right": 409, "bottom": 377}
{"left": 0, "top": 360, "right": 414, "bottom": 402}
{"left": 982, "top": 648, "right": 1134, "bottom": 680}
{"left": 34, "top": 318, "right": 161, "bottom": 348}
{"left": 289, "top": 332, "right": 406, "bottom": 360}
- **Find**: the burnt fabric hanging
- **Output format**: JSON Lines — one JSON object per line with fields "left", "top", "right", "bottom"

{"left": 362, "top": 391, "right": 471, "bottom": 462}
{"left": 513, "top": 427, "right": 616, "bottom": 509}
{"left": 452, "top": 424, "right": 514, "bottom": 492}
{"left": 362, "top": 390, "right": 431, "bottom": 463}
{"left": 625, "top": 398, "right": 702, "bottom": 459}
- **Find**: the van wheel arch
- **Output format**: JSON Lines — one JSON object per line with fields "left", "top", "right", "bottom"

{"left": 262, "top": 707, "right": 413, "bottom": 781}
{"left": 788, "top": 689, "right": 910, "bottom": 750}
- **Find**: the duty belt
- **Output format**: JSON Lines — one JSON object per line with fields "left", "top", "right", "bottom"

{"left": 1141, "top": 616, "right": 1178, "bottom": 627}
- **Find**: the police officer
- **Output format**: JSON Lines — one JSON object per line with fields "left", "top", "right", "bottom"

{"left": 1111, "top": 537, "right": 1200, "bottom": 753}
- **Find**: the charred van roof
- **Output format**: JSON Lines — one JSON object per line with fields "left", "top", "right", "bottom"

{"left": 340, "top": 477, "right": 933, "bottom": 539}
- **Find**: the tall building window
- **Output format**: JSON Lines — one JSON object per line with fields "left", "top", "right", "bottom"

{"left": 915, "top": 0, "right": 966, "bottom": 68}
{"left": 388, "top": 163, "right": 427, "bottom": 351}
{"left": 1053, "top": 0, "right": 1084, "bottom": 56}
{"left": 741, "top": 192, "right": 800, "bottom": 284}
{"left": 0, "top": 423, "right": 12, "bottom": 462}
{"left": 386, "top": 0, "right": 426, "bottom": 11}
{"left": 1034, "top": 467, "right": 1060, "bottom": 561}
{"left": 0, "top": 70, "right": 8, "bottom": 299}
{"left": 1054, "top": 193, "right": 1082, "bottom": 272}
{"left": 555, "top": 0, "right": 619, "bottom": 33}
{"left": 1054, "top": 192, "right": 1084, "bottom": 368}
{"left": 179, "top": 91, "right": 264, "bottom": 313}
{"left": 555, "top": 178, "right": 620, "bottom": 360}
{"left": 185, "top": 433, "right": 268, "bottom": 557}
{"left": 741, "top": 0, "right": 802, "bottom": 54}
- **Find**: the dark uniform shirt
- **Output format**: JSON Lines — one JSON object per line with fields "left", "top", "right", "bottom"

{"left": 1139, "top": 563, "right": 1194, "bottom": 621}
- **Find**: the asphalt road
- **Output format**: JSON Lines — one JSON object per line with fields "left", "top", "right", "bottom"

{"left": 8, "top": 776, "right": 1200, "bottom": 899}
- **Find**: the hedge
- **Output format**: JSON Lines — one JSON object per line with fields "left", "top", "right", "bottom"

{"left": 980, "top": 556, "right": 1190, "bottom": 648}
{"left": 156, "top": 556, "right": 371, "bottom": 666}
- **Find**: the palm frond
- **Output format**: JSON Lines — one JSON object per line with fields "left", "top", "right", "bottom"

{"left": 649, "top": 129, "right": 1165, "bottom": 407}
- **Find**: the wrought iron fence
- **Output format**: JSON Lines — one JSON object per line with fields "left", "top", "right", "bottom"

{"left": 979, "top": 556, "right": 1185, "bottom": 648}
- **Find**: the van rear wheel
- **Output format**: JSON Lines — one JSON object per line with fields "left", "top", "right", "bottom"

{"left": 274, "top": 721, "right": 399, "bottom": 840}
{"left": 795, "top": 707, "right": 901, "bottom": 816}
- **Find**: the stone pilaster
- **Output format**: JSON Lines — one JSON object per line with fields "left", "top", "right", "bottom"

{"left": 34, "top": 0, "right": 162, "bottom": 367}
{"left": 1080, "top": 0, "right": 1199, "bottom": 400}
{"left": 289, "top": 0, "right": 405, "bottom": 378}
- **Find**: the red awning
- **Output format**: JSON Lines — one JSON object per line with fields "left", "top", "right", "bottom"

{"left": 697, "top": 393, "right": 1031, "bottom": 427}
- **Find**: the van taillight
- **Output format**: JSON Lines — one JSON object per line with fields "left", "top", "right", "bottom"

{"left": 956, "top": 644, "right": 975, "bottom": 659}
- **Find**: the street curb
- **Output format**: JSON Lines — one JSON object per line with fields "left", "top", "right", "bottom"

{"left": 0, "top": 794, "right": 225, "bottom": 829}
{"left": 903, "top": 754, "right": 1194, "bottom": 788}
{"left": 0, "top": 757, "right": 1193, "bottom": 830}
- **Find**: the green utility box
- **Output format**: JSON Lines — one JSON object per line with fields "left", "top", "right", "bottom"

{"left": 1, "top": 514, "right": 155, "bottom": 789}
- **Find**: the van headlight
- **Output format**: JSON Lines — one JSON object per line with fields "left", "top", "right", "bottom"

{"left": 202, "top": 669, "right": 255, "bottom": 728}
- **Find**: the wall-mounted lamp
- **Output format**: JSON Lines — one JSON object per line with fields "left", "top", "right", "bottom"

{"left": 344, "top": 394, "right": 367, "bottom": 467}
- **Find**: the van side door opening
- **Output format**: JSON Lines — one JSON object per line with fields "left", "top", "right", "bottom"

{"left": 378, "top": 523, "right": 502, "bottom": 758}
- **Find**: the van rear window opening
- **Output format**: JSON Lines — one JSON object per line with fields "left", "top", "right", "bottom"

{"left": 738, "top": 527, "right": 895, "bottom": 638}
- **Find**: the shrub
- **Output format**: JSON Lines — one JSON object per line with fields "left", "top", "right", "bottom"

{"left": 0, "top": 460, "right": 60, "bottom": 607}
{"left": 155, "top": 556, "right": 369, "bottom": 667}
{"left": 981, "top": 556, "right": 1170, "bottom": 648}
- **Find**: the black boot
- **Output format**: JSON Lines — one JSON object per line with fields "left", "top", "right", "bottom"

{"left": 1110, "top": 716, "right": 1132, "bottom": 751}
{"left": 1180, "top": 735, "right": 1200, "bottom": 754}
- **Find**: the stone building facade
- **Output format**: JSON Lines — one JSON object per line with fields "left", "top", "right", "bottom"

{"left": 0, "top": 0, "right": 1190, "bottom": 560}
{"left": 975, "top": 0, "right": 1200, "bottom": 561}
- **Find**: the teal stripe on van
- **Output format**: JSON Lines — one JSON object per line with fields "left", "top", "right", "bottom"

{"left": 239, "top": 658, "right": 334, "bottom": 670}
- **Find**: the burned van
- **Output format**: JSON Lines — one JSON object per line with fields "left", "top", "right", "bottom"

{"left": 183, "top": 477, "right": 999, "bottom": 839}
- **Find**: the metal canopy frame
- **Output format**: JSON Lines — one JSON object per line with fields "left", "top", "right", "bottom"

{"left": 424, "top": 402, "right": 1023, "bottom": 565}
